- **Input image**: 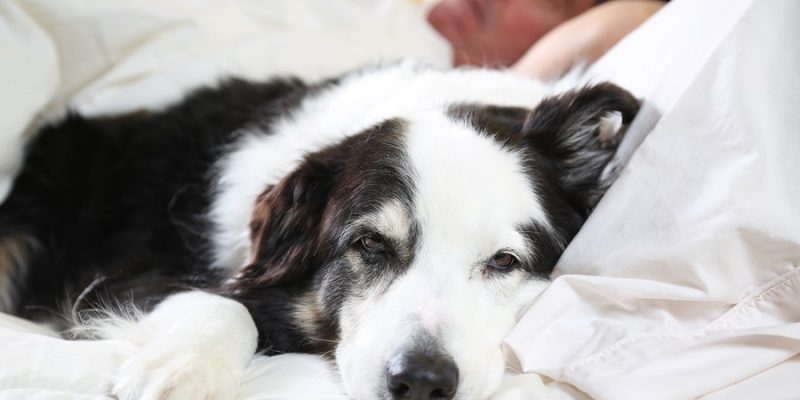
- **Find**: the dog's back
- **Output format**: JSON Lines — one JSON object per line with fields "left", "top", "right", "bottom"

{"left": 0, "top": 77, "right": 309, "bottom": 324}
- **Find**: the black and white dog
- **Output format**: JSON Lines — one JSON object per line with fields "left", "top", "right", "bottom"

{"left": 0, "top": 63, "right": 638, "bottom": 400}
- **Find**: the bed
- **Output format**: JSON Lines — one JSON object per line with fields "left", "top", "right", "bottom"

{"left": 1, "top": 0, "right": 798, "bottom": 398}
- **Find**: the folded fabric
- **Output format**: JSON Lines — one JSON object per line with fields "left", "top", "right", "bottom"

{"left": 506, "top": 0, "right": 800, "bottom": 398}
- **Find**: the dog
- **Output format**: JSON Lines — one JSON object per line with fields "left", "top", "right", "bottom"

{"left": 0, "top": 62, "right": 638, "bottom": 400}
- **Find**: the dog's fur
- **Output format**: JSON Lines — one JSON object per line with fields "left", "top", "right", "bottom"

{"left": 0, "top": 63, "right": 638, "bottom": 400}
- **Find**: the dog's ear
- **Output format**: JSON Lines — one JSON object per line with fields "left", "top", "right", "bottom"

{"left": 523, "top": 83, "right": 640, "bottom": 215}
{"left": 234, "top": 155, "right": 339, "bottom": 288}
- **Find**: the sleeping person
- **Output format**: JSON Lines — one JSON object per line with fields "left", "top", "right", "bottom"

{"left": 426, "top": 0, "right": 666, "bottom": 78}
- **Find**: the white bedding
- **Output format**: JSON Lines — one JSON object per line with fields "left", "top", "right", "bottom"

{"left": 506, "top": 0, "right": 800, "bottom": 398}
{"left": 2, "top": 0, "right": 799, "bottom": 399}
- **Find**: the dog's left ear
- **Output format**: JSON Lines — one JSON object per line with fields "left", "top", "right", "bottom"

{"left": 523, "top": 83, "right": 640, "bottom": 215}
{"left": 233, "top": 154, "right": 339, "bottom": 289}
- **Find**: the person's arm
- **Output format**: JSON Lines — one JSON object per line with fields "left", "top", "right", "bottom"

{"left": 512, "top": 0, "right": 666, "bottom": 80}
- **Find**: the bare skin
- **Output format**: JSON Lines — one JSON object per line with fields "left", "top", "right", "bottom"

{"left": 512, "top": 0, "right": 666, "bottom": 79}
{"left": 427, "top": 0, "right": 596, "bottom": 67}
{"left": 427, "top": 0, "right": 666, "bottom": 78}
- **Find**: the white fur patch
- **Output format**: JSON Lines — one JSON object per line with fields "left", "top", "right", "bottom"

{"left": 405, "top": 112, "right": 550, "bottom": 255}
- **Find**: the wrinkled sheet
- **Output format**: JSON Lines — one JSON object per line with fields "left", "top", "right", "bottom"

{"left": 506, "top": 0, "right": 800, "bottom": 398}
{"left": 2, "top": 0, "right": 799, "bottom": 399}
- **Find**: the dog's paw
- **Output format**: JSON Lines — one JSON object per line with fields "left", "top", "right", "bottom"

{"left": 111, "top": 347, "right": 239, "bottom": 400}
{"left": 100, "top": 291, "right": 256, "bottom": 400}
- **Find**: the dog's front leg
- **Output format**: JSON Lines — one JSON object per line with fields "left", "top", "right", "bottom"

{"left": 108, "top": 291, "right": 257, "bottom": 400}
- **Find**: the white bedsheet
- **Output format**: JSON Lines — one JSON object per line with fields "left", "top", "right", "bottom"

{"left": 506, "top": 0, "right": 800, "bottom": 398}
{"left": 1, "top": 0, "right": 798, "bottom": 399}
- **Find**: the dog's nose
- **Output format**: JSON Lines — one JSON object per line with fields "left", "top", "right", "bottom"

{"left": 386, "top": 350, "right": 458, "bottom": 400}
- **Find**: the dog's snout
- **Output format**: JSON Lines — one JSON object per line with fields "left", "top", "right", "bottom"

{"left": 386, "top": 350, "right": 458, "bottom": 400}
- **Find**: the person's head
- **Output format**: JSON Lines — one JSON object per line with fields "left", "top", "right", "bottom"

{"left": 428, "top": 0, "right": 596, "bottom": 66}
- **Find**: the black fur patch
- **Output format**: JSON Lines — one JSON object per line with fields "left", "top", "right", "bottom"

{"left": 522, "top": 83, "right": 640, "bottom": 214}
{"left": 0, "top": 77, "right": 316, "bottom": 326}
{"left": 448, "top": 82, "right": 640, "bottom": 275}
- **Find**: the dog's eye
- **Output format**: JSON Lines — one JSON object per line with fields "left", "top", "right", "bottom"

{"left": 488, "top": 252, "right": 518, "bottom": 271}
{"left": 360, "top": 234, "right": 386, "bottom": 253}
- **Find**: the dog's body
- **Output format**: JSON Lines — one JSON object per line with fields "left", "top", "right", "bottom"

{"left": 0, "top": 63, "right": 638, "bottom": 400}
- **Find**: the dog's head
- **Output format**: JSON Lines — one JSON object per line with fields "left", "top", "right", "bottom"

{"left": 229, "top": 83, "right": 638, "bottom": 400}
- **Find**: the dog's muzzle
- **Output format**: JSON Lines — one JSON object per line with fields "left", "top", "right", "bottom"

{"left": 385, "top": 348, "right": 459, "bottom": 400}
